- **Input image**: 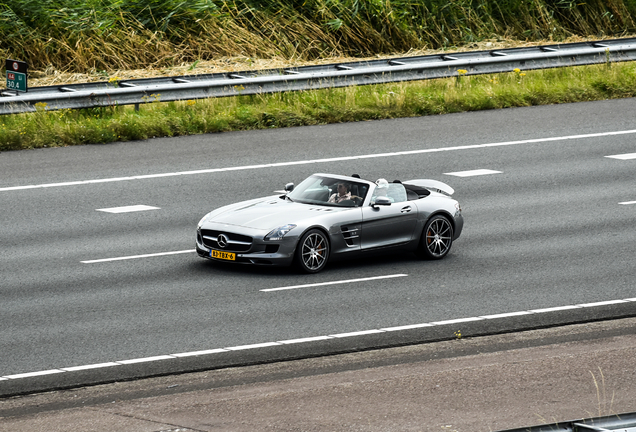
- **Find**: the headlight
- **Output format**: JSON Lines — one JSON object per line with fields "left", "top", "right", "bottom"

{"left": 265, "top": 224, "right": 297, "bottom": 241}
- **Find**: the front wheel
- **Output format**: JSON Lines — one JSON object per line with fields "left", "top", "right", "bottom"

{"left": 417, "top": 215, "right": 453, "bottom": 260}
{"left": 295, "top": 229, "right": 330, "bottom": 273}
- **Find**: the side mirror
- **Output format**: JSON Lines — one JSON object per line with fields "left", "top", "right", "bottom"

{"left": 372, "top": 197, "right": 391, "bottom": 207}
{"left": 284, "top": 182, "right": 294, "bottom": 192}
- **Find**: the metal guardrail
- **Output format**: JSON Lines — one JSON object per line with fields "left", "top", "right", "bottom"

{"left": 1, "top": 37, "right": 636, "bottom": 115}
{"left": 495, "top": 412, "right": 636, "bottom": 431}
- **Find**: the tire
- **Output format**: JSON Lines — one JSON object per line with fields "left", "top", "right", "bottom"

{"left": 418, "top": 215, "right": 453, "bottom": 260}
{"left": 295, "top": 229, "right": 330, "bottom": 273}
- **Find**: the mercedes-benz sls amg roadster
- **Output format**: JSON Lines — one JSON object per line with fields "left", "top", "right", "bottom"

{"left": 196, "top": 173, "right": 463, "bottom": 273}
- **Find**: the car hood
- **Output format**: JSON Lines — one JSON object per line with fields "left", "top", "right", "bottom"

{"left": 206, "top": 195, "right": 340, "bottom": 231}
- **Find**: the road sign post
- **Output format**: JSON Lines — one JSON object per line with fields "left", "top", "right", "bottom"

{"left": 6, "top": 59, "right": 27, "bottom": 93}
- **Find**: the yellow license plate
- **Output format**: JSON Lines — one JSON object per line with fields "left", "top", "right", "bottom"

{"left": 210, "top": 249, "right": 236, "bottom": 261}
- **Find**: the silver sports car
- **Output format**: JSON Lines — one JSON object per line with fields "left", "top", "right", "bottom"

{"left": 196, "top": 173, "right": 463, "bottom": 273}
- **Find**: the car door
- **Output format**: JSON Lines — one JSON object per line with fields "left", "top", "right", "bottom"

{"left": 360, "top": 184, "right": 418, "bottom": 249}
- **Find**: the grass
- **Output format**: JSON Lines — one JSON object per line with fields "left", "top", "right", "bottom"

{"left": 1, "top": 0, "right": 636, "bottom": 73}
{"left": 2, "top": 60, "right": 636, "bottom": 151}
{"left": 2, "top": 0, "right": 636, "bottom": 152}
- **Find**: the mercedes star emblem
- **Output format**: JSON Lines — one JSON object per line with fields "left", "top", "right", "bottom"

{"left": 217, "top": 234, "right": 229, "bottom": 249}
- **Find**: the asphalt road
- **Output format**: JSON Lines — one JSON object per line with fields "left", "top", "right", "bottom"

{"left": 1, "top": 98, "right": 635, "bottom": 395}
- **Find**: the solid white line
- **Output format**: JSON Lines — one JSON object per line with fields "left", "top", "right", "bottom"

{"left": 40, "top": 181, "right": 84, "bottom": 188}
{"left": 530, "top": 305, "right": 580, "bottom": 313}
{"left": 619, "top": 201, "right": 636, "bottom": 205}
{"left": 329, "top": 330, "right": 385, "bottom": 338}
{"left": 171, "top": 349, "right": 229, "bottom": 358}
{"left": 117, "top": 355, "right": 176, "bottom": 364}
{"left": 578, "top": 299, "right": 628, "bottom": 307}
{"left": 4, "top": 370, "right": 64, "bottom": 379}
{"left": 224, "top": 342, "right": 281, "bottom": 351}
{"left": 380, "top": 323, "right": 435, "bottom": 331}
{"left": 5, "top": 296, "right": 635, "bottom": 382}
{"left": 61, "top": 362, "right": 120, "bottom": 372}
{"left": 81, "top": 249, "right": 195, "bottom": 264}
{"left": 481, "top": 311, "right": 533, "bottom": 319}
{"left": 278, "top": 336, "right": 334, "bottom": 344}
{"left": 605, "top": 152, "right": 636, "bottom": 160}
{"left": 86, "top": 177, "right": 135, "bottom": 184}
{"left": 4, "top": 129, "right": 636, "bottom": 193}
{"left": 261, "top": 274, "right": 409, "bottom": 292}
{"left": 431, "top": 317, "right": 484, "bottom": 325}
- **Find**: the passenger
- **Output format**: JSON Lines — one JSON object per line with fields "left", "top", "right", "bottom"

{"left": 328, "top": 182, "right": 352, "bottom": 203}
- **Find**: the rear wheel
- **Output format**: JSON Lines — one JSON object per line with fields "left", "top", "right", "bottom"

{"left": 295, "top": 229, "right": 330, "bottom": 273}
{"left": 418, "top": 215, "right": 453, "bottom": 260}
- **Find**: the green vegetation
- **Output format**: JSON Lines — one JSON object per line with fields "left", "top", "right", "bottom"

{"left": 2, "top": 61, "right": 635, "bottom": 151}
{"left": 1, "top": 0, "right": 636, "bottom": 72}
{"left": 2, "top": 0, "right": 636, "bottom": 151}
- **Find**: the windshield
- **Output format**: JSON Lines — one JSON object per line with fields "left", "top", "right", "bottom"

{"left": 287, "top": 175, "right": 369, "bottom": 207}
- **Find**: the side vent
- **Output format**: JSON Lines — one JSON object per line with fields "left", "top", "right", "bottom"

{"left": 341, "top": 226, "right": 359, "bottom": 247}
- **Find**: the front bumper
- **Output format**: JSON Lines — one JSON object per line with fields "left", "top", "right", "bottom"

{"left": 196, "top": 226, "right": 297, "bottom": 267}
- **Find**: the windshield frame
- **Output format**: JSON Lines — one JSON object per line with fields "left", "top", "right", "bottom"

{"left": 287, "top": 174, "right": 370, "bottom": 208}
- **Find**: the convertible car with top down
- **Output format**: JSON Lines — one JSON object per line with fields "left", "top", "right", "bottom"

{"left": 196, "top": 173, "right": 463, "bottom": 273}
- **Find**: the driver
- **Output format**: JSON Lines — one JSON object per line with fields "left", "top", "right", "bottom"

{"left": 328, "top": 182, "right": 352, "bottom": 203}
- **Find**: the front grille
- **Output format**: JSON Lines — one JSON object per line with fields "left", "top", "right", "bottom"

{"left": 200, "top": 229, "right": 253, "bottom": 252}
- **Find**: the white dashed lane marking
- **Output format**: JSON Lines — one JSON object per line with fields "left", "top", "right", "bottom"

{"left": 261, "top": 274, "right": 409, "bottom": 292}
{"left": 96, "top": 205, "right": 160, "bottom": 213}
{"left": 81, "top": 249, "right": 195, "bottom": 264}
{"left": 444, "top": 169, "right": 502, "bottom": 177}
{"left": 606, "top": 153, "right": 635, "bottom": 204}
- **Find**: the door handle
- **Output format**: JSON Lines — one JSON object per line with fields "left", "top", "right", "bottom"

{"left": 401, "top": 206, "right": 412, "bottom": 213}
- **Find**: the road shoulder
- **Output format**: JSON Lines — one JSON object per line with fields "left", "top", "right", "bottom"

{"left": 2, "top": 317, "right": 636, "bottom": 432}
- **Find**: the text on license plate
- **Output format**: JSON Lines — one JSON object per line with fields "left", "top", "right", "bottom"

{"left": 210, "top": 249, "right": 236, "bottom": 261}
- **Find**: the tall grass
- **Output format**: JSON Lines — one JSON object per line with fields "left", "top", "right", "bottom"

{"left": 2, "top": 62, "right": 635, "bottom": 151}
{"left": 1, "top": 0, "right": 635, "bottom": 73}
